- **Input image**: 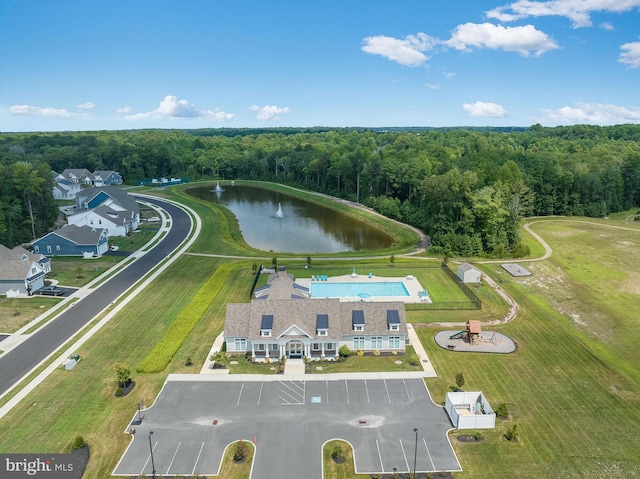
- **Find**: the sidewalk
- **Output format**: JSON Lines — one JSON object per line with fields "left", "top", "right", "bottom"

{"left": 406, "top": 323, "right": 437, "bottom": 376}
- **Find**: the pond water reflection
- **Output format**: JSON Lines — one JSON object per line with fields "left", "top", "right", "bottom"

{"left": 187, "top": 184, "right": 395, "bottom": 253}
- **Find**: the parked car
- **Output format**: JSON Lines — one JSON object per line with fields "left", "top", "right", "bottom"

{"left": 39, "top": 285, "right": 64, "bottom": 296}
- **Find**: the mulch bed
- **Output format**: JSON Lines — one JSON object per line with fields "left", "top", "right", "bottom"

{"left": 115, "top": 380, "right": 135, "bottom": 397}
{"left": 70, "top": 445, "right": 90, "bottom": 478}
{"left": 457, "top": 434, "right": 484, "bottom": 442}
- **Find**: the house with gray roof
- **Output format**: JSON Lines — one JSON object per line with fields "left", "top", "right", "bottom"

{"left": 0, "top": 245, "right": 51, "bottom": 296}
{"left": 69, "top": 186, "right": 139, "bottom": 236}
{"left": 60, "top": 168, "right": 93, "bottom": 186}
{"left": 224, "top": 273, "right": 408, "bottom": 361}
{"left": 52, "top": 176, "right": 82, "bottom": 200}
{"left": 32, "top": 224, "right": 108, "bottom": 257}
{"left": 91, "top": 170, "right": 123, "bottom": 187}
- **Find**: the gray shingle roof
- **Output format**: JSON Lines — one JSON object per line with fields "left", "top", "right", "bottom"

{"left": 48, "top": 224, "right": 106, "bottom": 245}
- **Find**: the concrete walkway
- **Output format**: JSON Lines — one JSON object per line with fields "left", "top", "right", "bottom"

{"left": 407, "top": 323, "right": 437, "bottom": 376}
{"left": 284, "top": 358, "right": 305, "bottom": 375}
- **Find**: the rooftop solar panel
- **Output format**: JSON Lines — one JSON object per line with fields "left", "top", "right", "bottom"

{"left": 260, "top": 314, "right": 274, "bottom": 330}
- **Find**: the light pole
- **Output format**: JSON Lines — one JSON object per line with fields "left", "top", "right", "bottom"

{"left": 413, "top": 427, "right": 418, "bottom": 479}
{"left": 148, "top": 431, "right": 156, "bottom": 479}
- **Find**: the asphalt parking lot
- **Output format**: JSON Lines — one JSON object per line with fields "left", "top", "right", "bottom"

{"left": 113, "top": 375, "right": 460, "bottom": 478}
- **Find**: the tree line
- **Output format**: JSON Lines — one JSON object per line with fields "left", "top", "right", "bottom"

{"left": 1, "top": 124, "right": 639, "bottom": 256}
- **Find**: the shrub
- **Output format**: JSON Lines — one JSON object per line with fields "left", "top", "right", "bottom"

{"left": 495, "top": 402, "right": 509, "bottom": 419}
{"left": 233, "top": 441, "right": 249, "bottom": 462}
{"left": 331, "top": 444, "right": 343, "bottom": 460}
{"left": 455, "top": 372, "right": 465, "bottom": 389}
{"left": 115, "top": 388, "right": 123, "bottom": 397}
{"left": 115, "top": 363, "right": 131, "bottom": 387}
{"left": 338, "top": 345, "right": 351, "bottom": 358}
{"left": 373, "top": 349, "right": 381, "bottom": 356}
{"left": 474, "top": 431, "right": 484, "bottom": 441}
{"left": 356, "top": 348, "right": 364, "bottom": 357}
{"left": 504, "top": 424, "right": 519, "bottom": 442}
{"left": 72, "top": 436, "right": 86, "bottom": 450}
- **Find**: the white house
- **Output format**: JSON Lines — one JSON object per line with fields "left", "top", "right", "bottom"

{"left": 67, "top": 203, "right": 138, "bottom": 237}
{"left": 457, "top": 263, "right": 482, "bottom": 283}
{"left": 0, "top": 245, "right": 51, "bottom": 296}
{"left": 224, "top": 273, "right": 408, "bottom": 362}
{"left": 445, "top": 391, "right": 496, "bottom": 429}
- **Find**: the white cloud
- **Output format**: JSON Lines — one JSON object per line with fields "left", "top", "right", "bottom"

{"left": 9, "top": 104, "right": 86, "bottom": 119}
{"left": 362, "top": 33, "right": 436, "bottom": 66}
{"left": 539, "top": 102, "right": 640, "bottom": 124}
{"left": 619, "top": 41, "right": 640, "bottom": 68}
{"left": 123, "top": 95, "right": 235, "bottom": 121}
{"left": 249, "top": 104, "right": 291, "bottom": 121}
{"left": 426, "top": 83, "right": 442, "bottom": 90}
{"left": 600, "top": 22, "right": 614, "bottom": 31}
{"left": 446, "top": 23, "right": 559, "bottom": 56}
{"left": 76, "top": 102, "right": 95, "bottom": 109}
{"left": 463, "top": 101, "right": 508, "bottom": 117}
{"left": 487, "top": 0, "right": 640, "bottom": 28}
{"left": 117, "top": 106, "right": 132, "bottom": 114}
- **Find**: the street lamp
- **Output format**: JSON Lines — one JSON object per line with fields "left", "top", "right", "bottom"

{"left": 148, "top": 431, "right": 156, "bottom": 479}
{"left": 413, "top": 428, "right": 418, "bottom": 479}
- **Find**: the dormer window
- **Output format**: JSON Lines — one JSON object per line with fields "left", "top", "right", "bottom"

{"left": 316, "top": 314, "right": 328, "bottom": 336}
{"left": 352, "top": 310, "right": 365, "bottom": 332}
{"left": 387, "top": 309, "right": 401, "bottom": 331}
{"left": 260, "top": 314, "right": 273, "bottom": 337}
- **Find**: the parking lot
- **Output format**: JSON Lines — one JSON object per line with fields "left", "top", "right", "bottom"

{"left": 113, "top": 374, "right": 460, "bottom": 478}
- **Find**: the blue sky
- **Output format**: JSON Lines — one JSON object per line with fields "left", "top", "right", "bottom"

{"left": 1, "top": 0, "right": 639, "bottom": 132}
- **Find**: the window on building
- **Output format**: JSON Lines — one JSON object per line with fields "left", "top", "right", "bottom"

{"left": 46, "top": 245, "right": 52, "bottom": 253}
{"left": 234, "top": 338, "right": 247, "bottom": 351}
{"left": 390, "top": 324, "right": 399, "bottom": 331}
{"left": 260, "top": 330, "right": 271, "bottom": 337}
{"left": 371, "top": 336, "right": 383, "bottom": 349}
{"left": 318, "top": 329, "right": 327, "bottom": 336}
{"left": 353, "top": 337, "right": 365, "bottom": 349}
{"left": 258, "top": 344, "right": 265, "bottom": 351}
{"left": 312, "top": 343, "right": 321, "bottom": 351}
{"left": 354, "top": 325, "right": 364, "bottom": 332}
{"left": 34, "top": 246, "right": 39, "bottom": 253}
{"left": 56, "top": 245, "right": 61, "bottom": 251}
{"left": 271, "top": 344, "right": 279, "bottom": 351}
{"left": 389, "top": 336, "right": 401, "bottom": 349}
{"left": 325, "top": 342, "right": 334, "bottom": 350}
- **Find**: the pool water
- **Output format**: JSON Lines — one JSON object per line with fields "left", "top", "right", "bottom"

{"left": 310, "top": 281, "right": 410, "bottom": 298}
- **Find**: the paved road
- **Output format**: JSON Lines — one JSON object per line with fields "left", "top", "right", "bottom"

{"left": 0, "top": 197, "right": 191, "bottom": 396}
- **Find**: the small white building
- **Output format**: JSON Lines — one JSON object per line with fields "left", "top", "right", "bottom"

{"left": 445, "top": 391, "right": 496, "bottom": 429}
{"left": 457, "top": 263, "right": 481, "bottom": 283}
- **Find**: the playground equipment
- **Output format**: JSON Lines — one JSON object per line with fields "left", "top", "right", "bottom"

{"left": 449, "top": 321, "right": 482, "bottom": 345}
{"left": 449, "top": 330, "right": 466, "bottom": 340}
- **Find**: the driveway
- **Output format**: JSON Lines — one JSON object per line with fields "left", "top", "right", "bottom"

{"left": 113, "top": 374, "right": 460, "bottom": 478}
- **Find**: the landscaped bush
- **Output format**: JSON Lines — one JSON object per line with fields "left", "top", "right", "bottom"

{"left": 504, "top": 424, "right": 519, "bottom": 442}
{"left": 137, "top": 264, "right": 233, "bottom": 373}
{"left": 338, "top": 345, "right": 351, "bottom": 358}
{"left": 72, "top": 436, "right": 86, "bottom": 450}
{"left": 233, "top": 441, "right": 249, "bottom": 462}
{"left": 495, "top": 402, "right": 509, "bottom": 419}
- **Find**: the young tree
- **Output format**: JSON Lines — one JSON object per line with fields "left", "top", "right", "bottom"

{"left": 115, "top": 363, "right": 131, "bottom": 387}
{"left": 455, "top": 372, "right": 465, "bottom": 389}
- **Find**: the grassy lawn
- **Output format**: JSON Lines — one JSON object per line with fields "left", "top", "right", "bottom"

{"left": 0, "top": 296, "right": 64, "bottom": 333}
{"left": 217, "top": 441, "right": 255, "bottom": 479}
{"left": 310, "top": 346, "right": 422, "bottom": 374}
{"left": 46, "top": 256, "right": 124, "bottom": 287}
{"left": 323, "top": 440, "right": 367, "bottom": 479}
{"left": 2, "top": 186, "right": 640, "bottom": 479}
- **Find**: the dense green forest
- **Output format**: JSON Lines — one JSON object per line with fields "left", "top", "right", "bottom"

{"left": 1, "top": 124, "right": 640, "bottom": 255}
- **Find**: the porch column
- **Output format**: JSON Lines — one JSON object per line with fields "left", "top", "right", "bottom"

{"left": 280, "top": 344, "right": 285, "bottom": 359}
{"left": 265, "top": 344, "right": 270, "bottom": 359}
{"left": 251, "top": 342, "right": 255, "bottom": 360}
{"left": 305, "top": 343, "right": 310, "bottom": 358}
{"left": 321, "top": 342, "right": 325, "bottom": 359}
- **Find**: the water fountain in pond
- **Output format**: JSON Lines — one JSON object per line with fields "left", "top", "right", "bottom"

{"left": 215, "top": 181, "right": 222, "bottom": 192}
{"left": 276, "top": 203, "right": 284, "bottom": 218}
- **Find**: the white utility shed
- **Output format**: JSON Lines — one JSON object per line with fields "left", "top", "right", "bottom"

{"left": 457, "top": 263, "right": 481, "bottom": 283}
{"left": 445, "top": 391, "right": 496, "bottom": 429}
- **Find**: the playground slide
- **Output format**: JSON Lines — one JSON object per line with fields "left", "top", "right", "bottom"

{"left": 449, "top": 330, "right": 466, "bottom": 340}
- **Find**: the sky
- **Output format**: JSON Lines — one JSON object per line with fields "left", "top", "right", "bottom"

{"left": 1, "top": 0, "right": 639, "bottom": 132}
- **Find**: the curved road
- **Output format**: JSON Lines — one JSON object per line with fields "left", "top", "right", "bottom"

{"left": 0, "top": 197, "right": 192, "bottom": 396}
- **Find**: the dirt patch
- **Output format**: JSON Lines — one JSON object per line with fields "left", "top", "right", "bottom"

{"left": 620, "top": 273, "right": 640, "bottom": 295}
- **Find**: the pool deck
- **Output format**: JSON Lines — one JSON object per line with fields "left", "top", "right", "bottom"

{"left": 296, "top": 273, "right": 431, "bottom": 304}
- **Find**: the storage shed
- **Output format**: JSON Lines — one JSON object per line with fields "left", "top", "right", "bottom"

{"left": 445, "top": 391, "right": 496, "bottom": 429}
{"left": 457, "top": 263, "right": 481, "bottom": 283}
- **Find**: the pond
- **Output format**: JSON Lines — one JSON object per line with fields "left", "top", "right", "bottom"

{"left": 187, "top": 184, "right": 395, "bottom": 253}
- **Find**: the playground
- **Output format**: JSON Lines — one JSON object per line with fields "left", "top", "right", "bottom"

{"left": 434, "top": 321, "right": 516, "bottom": 354}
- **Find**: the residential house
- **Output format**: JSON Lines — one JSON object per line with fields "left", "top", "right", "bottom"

{"left": 0, "top": 245, "right": 51, "bottom": 296}
{"left": 457, "top": 263, "right": 482, "bottom": 284}
{"left": 224, "top": 273, "right": 408, "bottom": 361}
{"left": 32, "top": 224, "right": 109, "bottom": 257}
{"left": 70, "top": 186, "right": 140, "bottom": 236}
{"left": 59, "top": 168, "right": 93, "bottom": 186}
{"left": 91, "top": 170, "right": 123, "bottom": 187}
{"left": 52, "top": 172, "right": 82, "bottom": 200}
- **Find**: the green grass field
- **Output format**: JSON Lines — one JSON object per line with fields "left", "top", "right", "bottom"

{"left": 1, "top": 187, "right": 640, "bottom": 479}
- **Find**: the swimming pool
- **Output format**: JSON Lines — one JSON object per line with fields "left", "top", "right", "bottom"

{"left": 310, "top": 281, "right": 410, "bottom": 299}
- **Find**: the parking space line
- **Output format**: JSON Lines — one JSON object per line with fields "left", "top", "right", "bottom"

{"left": 257, "top": 383, "right": 263, "bottom": 405}
{"left": 364, "top": 380, "right": 370, "bottom": 403}
{"left": 399, "top": 438, "right": 410, "bottom": 472}
{"left": 345, "top": 380, "right": 350, "bottom": 404}
{"left": 383, "top": 380, "right": 391, "bottom": 403}
{"left": 326, "top": 379, "right": 329, "bottom": 405}
{"left": 165, "top": 441, "right": 181, "bottom": 475}
{"left": 403, "top": 379, "right": 411, "bottom": 402}
{"left": 140, "top": 440, "right": 157, "bottom": 476}
{"left": 191, "top": 442, "right": 205, "bottom": 476}
{"left": 236, "top": 384, "right": 244, "bottom": 405}
{"left": 376, "top": 439, "right": 384, "bottom": 472}
{"left": 422, "top": 437, "right": 436, "bottom": 471}
{"left": 279, "top": 381, "right": 305, "bottom": 404}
